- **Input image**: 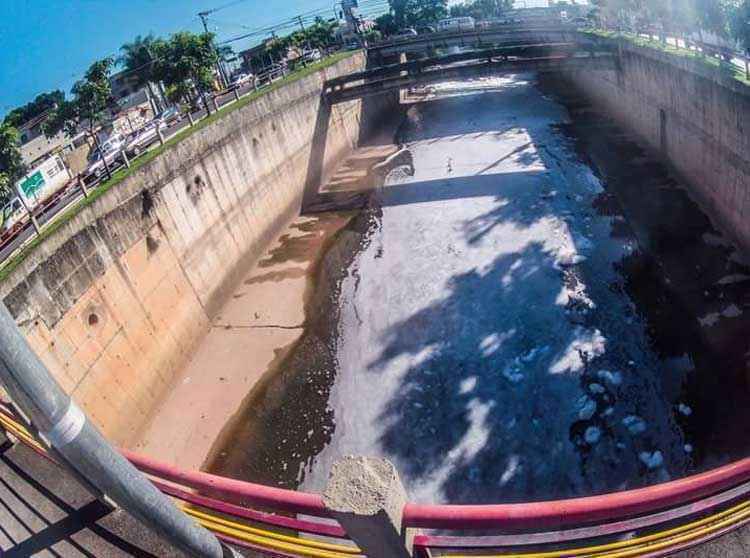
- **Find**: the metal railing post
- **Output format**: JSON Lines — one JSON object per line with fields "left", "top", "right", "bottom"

{"left": 0, "top": 303, "right": 231, "bottom": 558}
{"left": 188, "top": 112, "right": 195, "bottom": 127}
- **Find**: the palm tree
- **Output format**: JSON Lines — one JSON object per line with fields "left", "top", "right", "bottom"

{"left": 119, "top": 35, "right": 164, "bottom": 113}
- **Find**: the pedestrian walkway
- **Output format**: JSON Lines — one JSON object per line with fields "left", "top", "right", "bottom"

{"left": 0, "top": 432, "right": 186, "bottom": 557}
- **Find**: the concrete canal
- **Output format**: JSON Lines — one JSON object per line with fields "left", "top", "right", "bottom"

{"left": 201, "top": 72, "right": 750, "bottom": 504}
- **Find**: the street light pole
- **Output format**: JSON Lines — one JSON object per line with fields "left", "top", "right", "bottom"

{"left": 0, "top": 302, "right": 229, "bottom": 558}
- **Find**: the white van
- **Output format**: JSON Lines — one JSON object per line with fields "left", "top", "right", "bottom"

{"left": 437, "top": 17, "right": 476, "bottom": 33}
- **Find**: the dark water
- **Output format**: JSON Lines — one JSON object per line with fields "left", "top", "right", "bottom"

{"left": 543, "top": 76, "right": 750, "bottom": 470}
{"left": 205, "top": 74, "right": 750, "bottom": 504}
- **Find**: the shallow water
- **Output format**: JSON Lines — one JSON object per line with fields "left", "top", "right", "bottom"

{"left": 209, "top": 73, "right": 750, "bottom": 505}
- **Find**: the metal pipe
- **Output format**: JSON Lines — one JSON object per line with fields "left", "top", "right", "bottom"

{"left": 0, "top": 303, "right": 227, "bottom": 558}
{"left": 122, "top": 448, "right": 330, "bottom": 517}
{"left": 403, "top": 456, "right": 750, "bottom": 530}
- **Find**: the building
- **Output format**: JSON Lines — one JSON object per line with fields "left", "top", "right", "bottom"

{"left": 16, "top": 111, "right": 87, "bottom": 170}
{"left": 239, "top": 39, "right": 280, "bottom": 74}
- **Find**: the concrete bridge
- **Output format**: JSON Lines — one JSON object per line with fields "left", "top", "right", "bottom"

{"left": 326, "top": 42, "right": 617, "bottom": 103}
{"left": 366, "top": 23, "right": 592, "bottom": 58}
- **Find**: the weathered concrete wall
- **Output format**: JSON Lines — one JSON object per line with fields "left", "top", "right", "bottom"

{"left": 0, "top": 52, "right": 399, "bottom": 446}
{"left": 562, "top": 40, "right": 750, "bottom": 253}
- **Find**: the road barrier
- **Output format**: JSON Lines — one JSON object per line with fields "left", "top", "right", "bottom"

{"left": 3, "top": 400, "right": 750, "bottom": 557}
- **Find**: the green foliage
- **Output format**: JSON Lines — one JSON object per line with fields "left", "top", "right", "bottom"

{"left": 118, "top": 34, "right": 163, "bottom": 89}
{"left": 377, "top": 0, "right": 448, "bottom": 32}
{"left": 730, "top": 0, "right": 750, "bottom": 52}
{"left": 450, "top": 0, "right": 514, "bottom": 19}
{"left": 375, "top": 13, "right": 399, "bottom": 35}
{"left": 44, "top": 57, "right": 116, "bottom": 138}
{"left": 259, "top": 17, "right": 339, "bottom": 64}
{"left": 152, "top": 31, "right": 218, "bottom": 97}
{"left": 3, "top": 90, "right": 65, "bottom": 128}
{"left": 0, "top": 124, "right": 26, "bottom": 201}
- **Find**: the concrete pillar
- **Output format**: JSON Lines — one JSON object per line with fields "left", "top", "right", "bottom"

{"left": 188, "top": 112, "right": 195, "bottom": 127}
{"left": 157, "top": 128, "right": 165, "bottom": 146}
{"left": 323, "top": 456, "right": 413, "bottom": 558}
{"left": 233, "top": 88, "right": 240, "bottom": 101}
{"left": 212, "top": 97, "right": 220, "bottom": 112}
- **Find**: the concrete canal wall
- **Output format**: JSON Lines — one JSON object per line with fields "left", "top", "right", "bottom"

{"left": 0, "top": 51, "right": 398, "bottom": 446}
{"left": 562, "top": 39, "right": 750, "bottom": 254}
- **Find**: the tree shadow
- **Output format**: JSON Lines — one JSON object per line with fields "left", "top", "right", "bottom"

{"left": 359, "top": 82, "right": 689, "bottom": 504}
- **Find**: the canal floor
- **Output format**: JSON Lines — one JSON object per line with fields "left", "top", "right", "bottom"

{"left": 206, "top": 73, "right": 750, "bottom": 506}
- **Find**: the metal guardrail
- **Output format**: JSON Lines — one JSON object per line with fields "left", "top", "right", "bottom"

{"left": 3, "top": 401, "right": 750, "bottom": 557}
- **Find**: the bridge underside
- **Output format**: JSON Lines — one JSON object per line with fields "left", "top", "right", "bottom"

{"left": 326, "top": 54, "right": 617, "bottom": 103}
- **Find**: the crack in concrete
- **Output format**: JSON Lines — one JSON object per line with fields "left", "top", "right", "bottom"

{"left": 212, "top": 323, "right": 305, "bottom": 331}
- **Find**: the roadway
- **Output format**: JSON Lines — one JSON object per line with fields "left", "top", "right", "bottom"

{"left": 0, "top": 76, "right": 273, "bottom": 267}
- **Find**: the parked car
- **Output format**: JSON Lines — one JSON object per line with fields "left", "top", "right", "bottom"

{"left": 302, "top": 48, "right": 322, "bottom": 62}
{"left": 230, "top": 73, "right": 254, "bottom": 90}
{"left": 156, "top": 107, "right": 182, "bottom": 126}
{"left": 84, "top": 135, "right": 125, "bottom": 182}
{"left": 392, "top": 28, "right": 418, "bottom": 41}
{"left": 1, "top": 198, "right": 26, "bottom": 235}
{"left": 125, "top": 120, "right": 168, "bottom": 156}
{"left": 416, "top": 26, "right": 436, "bottom": 34}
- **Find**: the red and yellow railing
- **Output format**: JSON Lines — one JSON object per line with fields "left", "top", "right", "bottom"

{"left": 0, "top": 403, "right": 361, "bottom": 557}
{"left": 3, "top": 400, "right": 750, "bottom": 557}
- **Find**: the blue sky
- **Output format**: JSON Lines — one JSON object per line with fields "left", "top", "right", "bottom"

{"left": 0, "top": 0, "right": 362, "bottom": 117}
{"left": 0, "top": 0, "right": 555, "bottom": 118}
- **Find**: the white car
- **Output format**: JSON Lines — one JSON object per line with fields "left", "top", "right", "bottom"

{"left": 302, "top": 48, "right": 322, "bottom": 62}
{"left": 437, "top": 17, "right": 476, "bottom": 32}
{"left": 392, "top": 28, "right": 418, "bottom": 41}
{"left": 85, "top": 135, "right": 125, "bottom": 182}
{"left": 230, "top": 73, "right": 254, "bottom": 89}
{"left": 1, "top": 198, "right": 26, "bottom": 235}
{"left": 125, "top": 120, "right": 168, "bottom": 156}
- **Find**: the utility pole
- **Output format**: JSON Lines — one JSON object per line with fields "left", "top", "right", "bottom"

{"left": 198, "top": 11, "right": 229, "bottom": 88}
{"left": 0, "top": 303, "right": 230, "bottom": 558}
{"left": 297, "top": 15, "right": 306, "bottom": 32}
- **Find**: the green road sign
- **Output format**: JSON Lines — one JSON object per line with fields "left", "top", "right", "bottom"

{"left": 19, "top": 171, "right": 45, "bottom": 197}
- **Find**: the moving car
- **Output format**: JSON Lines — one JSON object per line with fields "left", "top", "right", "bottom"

{"left": 125, "top": 120, "right": 168, "bottom": 156}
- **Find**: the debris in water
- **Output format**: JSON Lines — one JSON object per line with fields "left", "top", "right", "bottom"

{"left": 588, "top": 383, "right": 606, "bottom": 395}
{"left": 577, "top": 395, "right": 597, "bottom": 420}
{"left": 677, "top": 403, "right": 692, "bottom": 416}
{"left": 597, "top": 370, "right": 622, "bottom": 386}
{"left": 623, "top": 415, "right": 647, "bottom": 435}
{"left": 584, "top": 426, "right": 602, "bottom": 445}
{"left": 639, "top": 451, "right": 664, "bottom": 470}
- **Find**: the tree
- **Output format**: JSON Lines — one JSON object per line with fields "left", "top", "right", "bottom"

{"left": 0, "top": 123, "right": 26, "bottom": 204}
{"left": 118, "top": 34, "right": 165, "bottom": 113}
{"left": 730, "top": 0, "right": 750, "bottom": 77}
{"left": 3, "top": 90, "right": 65, "bottom": 129}
{"left": 45, "top": 57, "right": 117, "bottom": 180}
{"left": 375, "top": 13, "right": 399, "bottom": 35}
{"left": 152, "top": 32, "right": 218, "bottom": 109}
{"left": 450, "top": 0, "right": 514, "bottom": 19}
{"left": 379, "top": 0, "right": 448, "bottom": 32}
